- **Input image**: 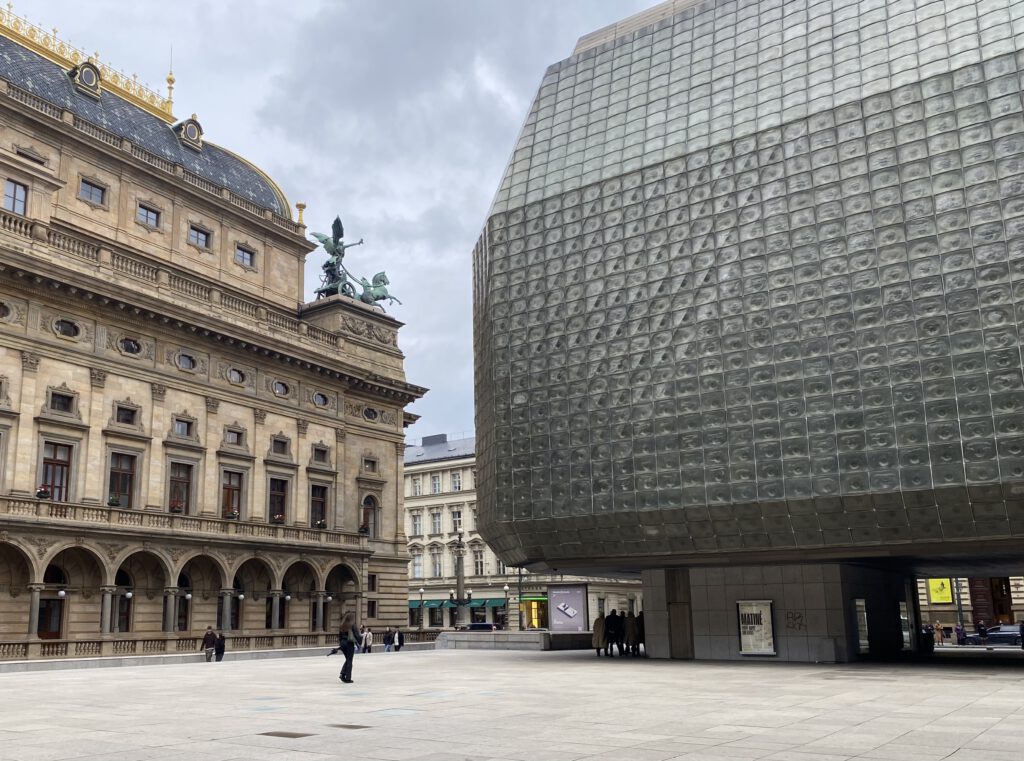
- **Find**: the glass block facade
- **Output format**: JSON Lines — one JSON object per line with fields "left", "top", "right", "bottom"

{"left": 474, "top": 0, "right": 1024, "bottom": 569}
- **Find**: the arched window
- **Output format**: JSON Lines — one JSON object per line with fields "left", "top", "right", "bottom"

{"left": 361, "top": 494, "right": 379, "bottom": 539}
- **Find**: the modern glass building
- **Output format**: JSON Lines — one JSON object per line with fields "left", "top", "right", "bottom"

{"left": 474, "top": 0, "right": 1024, "bottom": 661}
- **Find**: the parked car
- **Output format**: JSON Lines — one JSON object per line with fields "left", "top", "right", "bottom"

{"left": 964, "top": 624, "right": 1022, "bottom": 646}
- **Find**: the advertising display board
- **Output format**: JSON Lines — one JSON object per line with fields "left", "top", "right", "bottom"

{"left": 927, "top": 578, "right": 953, "bottom": 604}
{"left": 548, "top": 585, "right": 588, "bottom": 632}
{"left": 737, "top": 600, "right": 775, "bottom": 656}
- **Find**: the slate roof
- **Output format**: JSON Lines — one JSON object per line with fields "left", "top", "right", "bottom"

{"left": 404, "top": 435, "right": 475, "bottom": 466}
{"left": 0, "top": 34, "right": 286, "bottom": 215}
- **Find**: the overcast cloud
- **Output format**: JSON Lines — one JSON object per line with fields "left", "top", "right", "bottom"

{"left": 28, "top": 0, "right": 651, "bottom": 441}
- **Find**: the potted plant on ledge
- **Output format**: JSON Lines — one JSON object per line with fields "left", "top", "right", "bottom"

{"left": 314, "top": 519, "right": 327, "bottom": 530}
{"left": 168, "top": 501, "right": 185, "bottom": 514}
{"left": 223, "top": 509, "right": 240, "bottom": 520}
{"left": 35, "top": 485, "right": 51, "bottom": 499}
{"left": 358, "top": 523, "right": 370, "bottom": 535}
{"left": 270, "top": 513, "right": 285, "bottom": 525}
{"left": 107, "top": 495, "right": 122, "bottom": 507}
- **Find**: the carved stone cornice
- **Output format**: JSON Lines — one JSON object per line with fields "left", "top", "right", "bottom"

{"left": 21, "top": 351, "right": 39, "bottom": 372}
{"left": 151, "top": 383, "right": 167, "bottom": 401}
{"left": 90, "top": 368, "right": 107, "bottom": 388}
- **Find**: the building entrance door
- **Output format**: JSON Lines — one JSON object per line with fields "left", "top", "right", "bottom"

{"left": 37, "top": 599, "right": 63, "bottom": 639}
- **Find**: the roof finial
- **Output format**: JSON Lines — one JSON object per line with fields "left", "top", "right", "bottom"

{"left": 296, "top": 202, "right": 306, "bottom": 226}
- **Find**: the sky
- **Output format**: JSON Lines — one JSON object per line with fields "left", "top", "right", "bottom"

{"left": 23, "top": 0, "right": 652, "bottom": 443}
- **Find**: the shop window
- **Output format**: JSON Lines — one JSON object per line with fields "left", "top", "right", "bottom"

{"left": 428, "top": 606, "right": 443, "bottom": 627}
{"left": 107, "top": 452, "right": 136, "bottom": 508}
{"left": 471, "top": 606, "right": 487, "bottom": 624}
{"left": 3, "top": 179, "right": 27, "bottom": 215}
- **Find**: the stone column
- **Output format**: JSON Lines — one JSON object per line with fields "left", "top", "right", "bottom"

{"left": 149, "top": 383, "right": 168, "bottom": 510}
{"left": 314, "top": 591, "right": 326, "bottom": 632}
{"left": 163, "top": 588, "right": 178, "bottom": 632}
{"left": 100, "top": 586, "right": 115, "bottom": 634}
{"left": 219, "top": 590, "right": 234, "bottom": 631}
{"left": 251, "top": 409, "right": 267, "bottom": 521}
{"left": 12, "top": 352, "right": 40, "bottom": 496}
{"left": 27, "top": 583, "right": 43, "bottom": 636}
{"left": 83, "top": 369, "right": 107, "bottom": 504}
{"left": 201, "top": 397, "right": 220, "bottom": 517}
{"left": 295, "top": 420, "right": 309, "bottom": 526}
{"left": 270, "top": 591, "right": 282, "bottom": 630}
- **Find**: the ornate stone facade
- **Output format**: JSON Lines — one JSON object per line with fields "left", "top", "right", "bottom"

{"left": 0, "top": 19, "right": 424, "bottom": 659}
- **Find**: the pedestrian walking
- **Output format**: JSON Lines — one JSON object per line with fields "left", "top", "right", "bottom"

{"left": 355, "top": 625, "right": 364, "bottom": 653}
{"left": 603, "top": 609, "right": 619, "bottom": 657}
{"left": 361, "top": 627, "right": 373, "bottom": 654}
{"left": 933, "top": 621, "right": 944, "bottom": 646}
{"left": 592, "top": 614, "right": 606, "bottom": 657}
{"left": 214, "top": 632, "right": 226, "bottom": 662}
{"left": 954, "top": 622, "right": 965, "bottom": 646}
{"left": 338, "top": 612, "right": 359, "bottom": 684}
{"left": 625, "top": 611, "right": 639, "bottom": 656}
{"left": 200, "top": 625, "right": 217, "bottom": 662}
{"left": 637, "top": 610, "right": 645, "bottom": 656}
{"left": 394, "top": 628, "right": 405, "bottom": 652}
{"left": 617, "top": 610, "right": 627, "bottom": 656}
{"left": 383, "top": 627, "right": 394, "bottom": 652}
{"left": 976, "top": 620, "right": 988, "bottom": 646}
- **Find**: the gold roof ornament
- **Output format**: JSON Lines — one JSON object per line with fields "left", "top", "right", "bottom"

{"left": 0, "top": 2, "right": 175, "bottom": 122}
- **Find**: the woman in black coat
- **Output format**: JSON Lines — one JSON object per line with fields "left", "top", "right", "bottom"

{"left": 338, "top": 612, "right": 359, "bottom": 683}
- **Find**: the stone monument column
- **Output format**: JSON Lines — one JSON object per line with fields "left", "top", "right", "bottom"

{"left": 270, "top": 590, "right": 282, "bottom": 630}
{"left": 27, "top": 583, "right": 43, "bottom": 635}
{"left": 163, "top": 587, "right": 178, "bottom": 632}
{"left": 314, "top": 591, "right": 326, "bottom": 632}
{"left": 219, "top": 590, "right": 234, "bottom": 631}
{"left": 100, "top": 585, "right": 115, "bottom": 634}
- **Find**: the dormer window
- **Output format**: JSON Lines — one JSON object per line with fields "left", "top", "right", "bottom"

{"left": 69, "top": 62, "right": 101, "bottom": 98}
{"left": 174, "top": 115, "right": 203, "bottom": 151}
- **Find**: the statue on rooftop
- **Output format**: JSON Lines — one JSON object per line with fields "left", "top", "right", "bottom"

{"left": 311, "top": 216, "right": 402, "bottom": 310}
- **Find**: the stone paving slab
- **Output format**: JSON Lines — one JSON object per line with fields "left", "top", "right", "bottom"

{"left": 2, "top": 650, "right": 1024, "bottom": 761}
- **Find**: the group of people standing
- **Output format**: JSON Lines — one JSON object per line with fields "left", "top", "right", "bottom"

{"left": 591, "top": 609, "right": 644, "bottom": 657}
{"left": 330, "top": 614, "right": 407, "bottom": 683}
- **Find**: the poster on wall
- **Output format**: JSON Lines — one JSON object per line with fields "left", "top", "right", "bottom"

{"left": 928, "top": 578, "right": 954, "bottom": 604}
{"left": 737, "top": 600, "right": 775, "bottom": 656}
{"left": 548, "top": 585, "right": 588, "bottom": 632}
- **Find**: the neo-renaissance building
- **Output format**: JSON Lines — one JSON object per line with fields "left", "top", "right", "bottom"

{"left": 403, "top": 433, "right": 641, "bottom": 631}
{"left": 474, "top": 0, "right": 1024, "bottom": 662}
{"left": 0, "top": 10, "right": 424, "bottom": 660}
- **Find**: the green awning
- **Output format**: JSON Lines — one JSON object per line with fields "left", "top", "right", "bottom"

{"left": 467, "top": 599, "right": 486, "bottom": 608}
{"left": 484, "top": 599, "right": 507, "bottom": 608}
{"left": 423, "top": 600, "right": 444, "bottom": 608}
{"left": 408, "top": 600, "right": 421, "bottom": 609}
{"left": 442, "top": 600, "right": 456, "bottom": 608}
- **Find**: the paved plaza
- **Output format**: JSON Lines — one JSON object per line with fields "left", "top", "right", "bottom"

{"left": 2, "top": 650, "right": 1024, "bottom": 761}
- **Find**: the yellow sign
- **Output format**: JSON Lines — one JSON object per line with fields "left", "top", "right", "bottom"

{"left": 928, "top": 578, "right": 953, "bottom": 604}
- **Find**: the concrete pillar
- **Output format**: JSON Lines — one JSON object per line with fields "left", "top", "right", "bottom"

{"left": 641, "top": 568, "right": 692, "bottom": 660}
{"left": 270, "top": 591, "right": 282, "bottom": 630}
{"left": 100, "top": 586, "right": 114, "bottom": 634}
{"left": 27, "top": 584, "right": 43, "bottom": 636}
{"left": 163, "top": 588, "right": 177, "bottom": 632}
{"left": 315, "top": 592, "right": 325, "bottom": 632}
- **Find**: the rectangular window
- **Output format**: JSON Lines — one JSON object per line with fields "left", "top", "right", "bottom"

{"left": 312, "top": 446, "right": 329, "bottom": 464}
{"left": 363, "top": 458, "right": 378, "bottom": 473}
{"left": 49, "top": 392, "right": 75, "bottom": 414}
{"left": 430, "top": 511, "right": 442, "bottom": 534}
{"left": 269, "top": 478, "right": 288, "bottom": 521}
{"left": 411, "top": 513, "right": 422, "bottom": 535}
{"left": 187, "top": 225, "right": 210, "bottom": 248}
{"left": 222, "top": 470, "right": 243, "bottom": 517}
{"left": 136, "top": 203, "right": 160, "bottom": 227}
{"left": 496, "top": 558, "right": 506, "bottom": 575}
{"left": 473, "top": 549, "right": 485, "bottom": 576}
{"left": 41, "top": 442, "right": 72, "bottom": 502}
{"left": 368, "top": 574, "right": 378, "bottom": 592}
{"left": 168, "top": 462, "right": 192, "bottom": 514}
{"left": 367, "top": 599, "right": 378, "bottom": 619}
{"left": 411, "top": 553, "right": 423, "bottom": 579}
{"left": 107, "top": 452, "right": 136, "bottom": 508}
{"left": 451, "top": 471, "right": 462, "bottom": 491}
{"left": 234, "top": 245, "right": 255, "bottom": 268}
{"left": 429, "top": 606, "right": 443, "bottom": 627}
{"left": 430, "top": 548, "right": 443, "bottom": 577}
{"left": 115, "top": 406, "right": 137, "bottom": 426}
{"left": 431, "top": 474, "right": 441, "bottom": 494}
{"left": 310, "top": 484, "right": 327, "bottom": 526}
{"left": 4, "top": 179, "right": 27, "bottom": 215}
{"left": 451, "top": 509, "right": 462, "bottom": 532}
{"left": 173, "top": 418, "right": 193, "bottom": 437}
{"left": 412, "top": 476, "right": 422, "bottom": 496}
{"left": 272, "top": 438, "right": 289, "bottom": 456}
{"left": 78, "top": 178, "right": 106, "bottom": 205}
{"left": 224, "top": 428, "right": 244, "bottom": 446}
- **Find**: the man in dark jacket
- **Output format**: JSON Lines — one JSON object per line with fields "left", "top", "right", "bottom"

{"left": 214, "top": 632, "right": 226, "bottom": 662}
{"left": 200, "top": 626, "right": 217, "bottom": 662}
{"left": 1019, "top": 620, "right": 1024, "bottom": 650}
{"left": 603, "top": 609, "right": 619, "bottom": 657}
{"left": 394, "top": 628, "right": 405, "bottom": 652}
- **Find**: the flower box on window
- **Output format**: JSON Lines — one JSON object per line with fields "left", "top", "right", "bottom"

{"left": 107, "top": 495, "right": 122, "bottom": 507}
{"left": 270, "top": 513, "right": 285, "bottom": 525}
{"left": 168, "top": 503, "right": 185, "bottom": 514}
{"left": 35, "top": 486, "right": 51, "bottom": 500}
{"left": 314, "top": 519, "right": 327, "bottom": 530}
{"left": 358, "top": 524, "right": 369, "bottom": 535}
{"left": 223, "top": 509, "right": 240, "bottom": 520}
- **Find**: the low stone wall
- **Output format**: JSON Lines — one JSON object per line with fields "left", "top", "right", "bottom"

{"left": 435, "top": 631, "right": 592, "bottom": 651}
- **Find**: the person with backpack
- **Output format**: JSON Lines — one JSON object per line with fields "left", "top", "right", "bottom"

{"left": 338, "top": 612, "right": 359, "bottom": 683}
{"left": 383, "top": 627, "right": 395, "bottom": 652}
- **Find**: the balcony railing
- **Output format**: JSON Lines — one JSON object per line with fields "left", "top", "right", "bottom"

{"left": 0, "top": 497, "right": 366, "bottom": 549}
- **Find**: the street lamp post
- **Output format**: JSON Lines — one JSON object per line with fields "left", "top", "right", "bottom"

{"left": 451, "top": 528, "right": 470, "bottom": 628}
{"left": 517, "top": 566, "right": 524, "bottom": 631}
{"left": 418, "top": 587, "right": 425, "bottom": 631}
{"left": 503, "top": 584, "right": 510, "bottom": 629}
